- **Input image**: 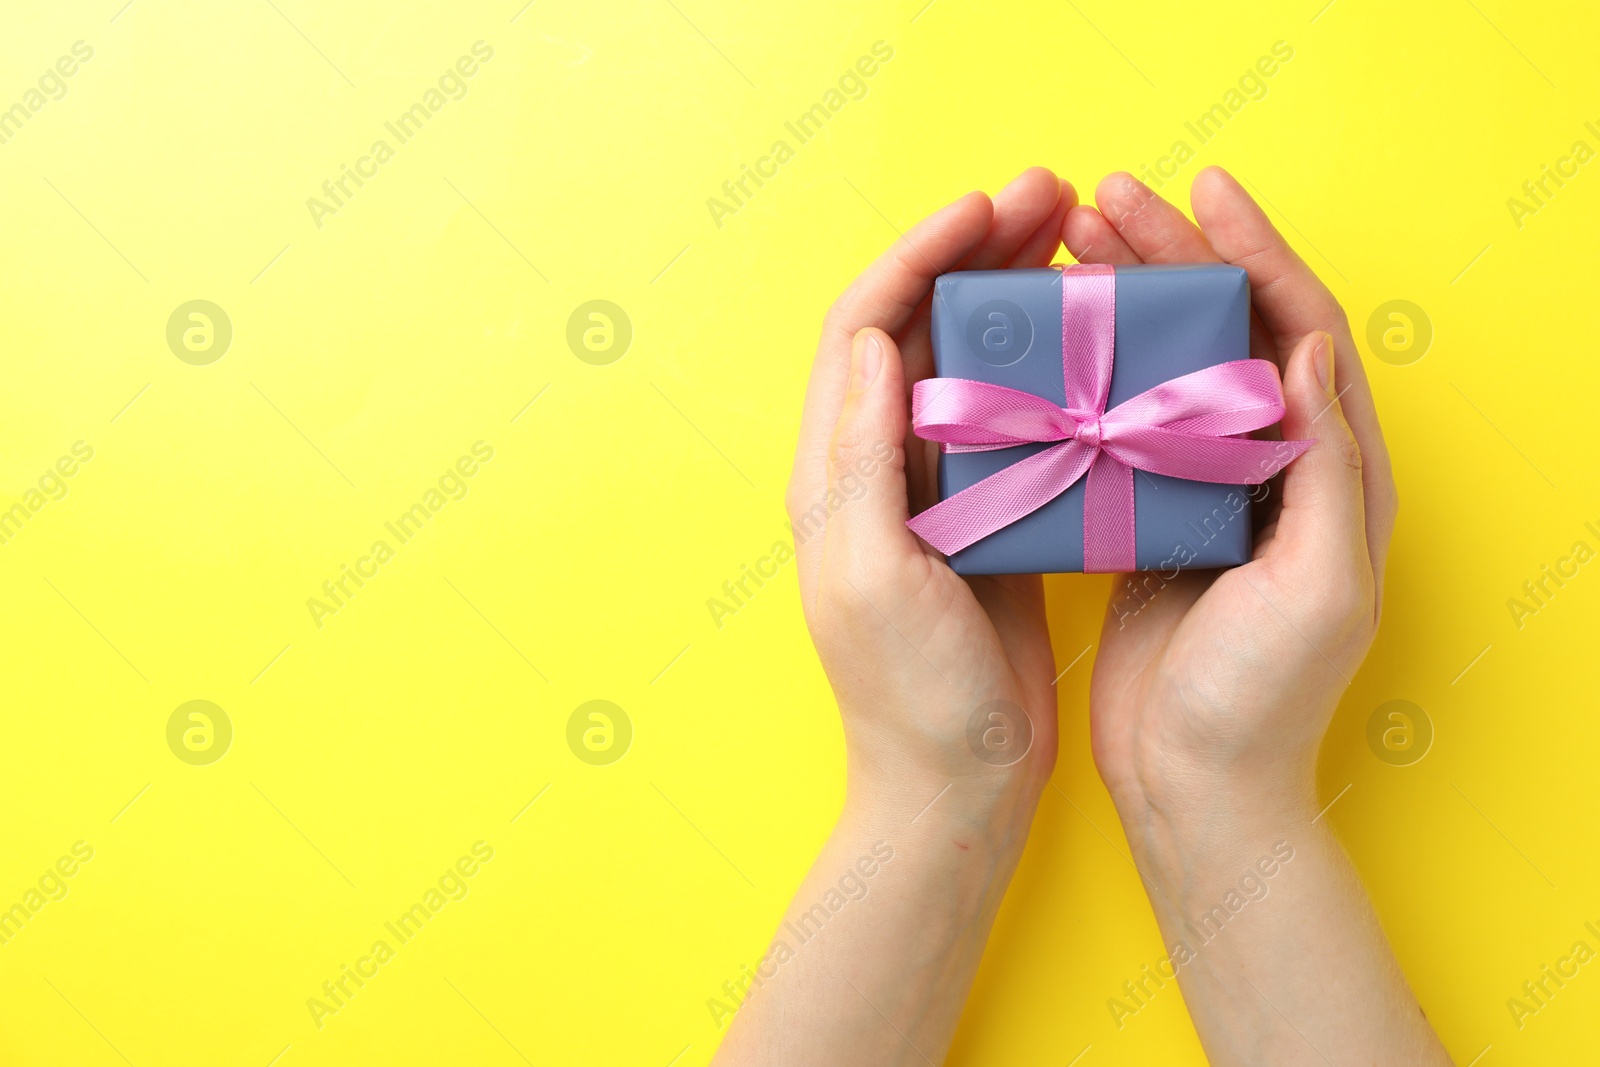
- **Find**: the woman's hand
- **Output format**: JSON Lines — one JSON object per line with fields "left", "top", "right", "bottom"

{"left": 1064, "top": 168, "right": 1447, "bottom": 1065}
{"left": 787, "top": 166, "right": 1075, "bottom": 827}
{"left": 713, "top": 169, "right": 1077, "bottom": 1067}
{"left": 1064, "top": 166, "right": 1398, "bottom": 827}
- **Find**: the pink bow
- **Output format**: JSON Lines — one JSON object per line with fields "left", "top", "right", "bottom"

{"left": 907, "top": 264, "right": 1310, "bottom": 572}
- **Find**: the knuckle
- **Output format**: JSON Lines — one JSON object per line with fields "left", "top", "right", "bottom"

{"left": 1346, "top": 579, "right": 1377, "bottom": 629}
{"left": 889, "top": 242, "right": 927, "bottom": 280}
{"left": 822, "top": 298, "right": 850, "bottom": 337}
{"left": 1318, "top": 581, "right": 1373, "bottom": 643}
{"left": 783, "top": 479, "right": 806, "bottom": 525}
{"left": 817, "top": 556, "right": 892, "bottom": 625}
{"left": 1315, "top": 298, "right": 1351, "bottom": 336}
{"left": 1334, "top": 429, "right": 1365, "bottom": 476}
{"left": 822, "top": 288, "right": 866, "bottom": 340}
{"left": 1142, "top": 229, "right": 1190, "bottom": 263}
{"left": 1231, "top": 242, "right": 1280, "bottom": 281}
{"left": 1320, "top": 310, "right": 1352, "bottom": 347}
{"left": 1378, "top": 477, "right": 1399, "bottom": 525}
{"left": 829, "top": 418, "right": 871, "bottom": 479}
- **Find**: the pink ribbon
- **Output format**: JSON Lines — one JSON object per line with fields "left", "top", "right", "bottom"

{"left": 907, "top": 264, "right": 1310, "bottom": 572}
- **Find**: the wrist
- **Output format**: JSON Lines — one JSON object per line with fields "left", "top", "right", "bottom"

{"left": 1099, "top": 724, "right": 1322, "bottom": 846}
{"left": 846, "top": 758, "right": 1044, "bottom": 843}
{"left": 1111, "top": 773, "right": 1325, "bottom": 899}
{"left": 830, "top": 779, "right": 1036, "bottom": 947}
{"left": 840, "top": 769, "right": 1041, "bottom": 880}
{"left": 848, "top": 772, "right": 1040, "bottom": 841}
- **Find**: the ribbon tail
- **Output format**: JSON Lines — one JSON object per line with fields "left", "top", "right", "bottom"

{"left": 1103, "top": 429, "right": 1313, "bottom": 484}
{"left": 908, "top": 441, "right": 1094, "bottom": 556}
{"left": 1082, "top": 452, "right": 1136, "bottom": 573}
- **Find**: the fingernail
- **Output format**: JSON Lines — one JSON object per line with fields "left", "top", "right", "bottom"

{"left": 1313, "top": 332, "right": 1335, "bottom": 396}
{"left": 852, "top": 330, "right": 883, "bottom": 392}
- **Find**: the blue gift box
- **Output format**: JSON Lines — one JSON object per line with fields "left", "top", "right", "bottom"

{"left": 930, "top": 264, "right": 1260, "bottom": 575}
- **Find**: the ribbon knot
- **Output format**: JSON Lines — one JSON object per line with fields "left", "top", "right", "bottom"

{"left": 907, "top": 263, "right": 1311, "bottom": 572}
{"left": 1072, "top": 413, "right": 1103, "bottom": 450}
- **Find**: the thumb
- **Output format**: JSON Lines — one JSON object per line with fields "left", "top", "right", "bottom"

{"left": 1265, "top": 331, "right": 1370, "bottom": 576}
{"left": 815, "top": 328, "right": 917, "bottom": 574}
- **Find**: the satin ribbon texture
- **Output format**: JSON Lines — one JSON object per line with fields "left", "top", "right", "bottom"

{"left": 906, "top": 263, "right": 1312, "bottom": 573}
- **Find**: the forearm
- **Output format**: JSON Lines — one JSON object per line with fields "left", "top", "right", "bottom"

{"left": 712, "top": 779, "right": 1037, "bottom": 1066}
{"left": 1116, "top": 782, "right": 1450, "bottom": 1065}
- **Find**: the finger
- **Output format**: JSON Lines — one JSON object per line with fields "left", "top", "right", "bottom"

{"left": 820, "top": 328, "right": 918, "bottom": 581}
{"left": 960, "top": 167, "right": 1067, "bottom": 271}
{"left": 899, "top": 170, "right": 1070, "bottom": 530}
{"left": 1007, "top": 177, "right": 1079, "bottom": 268}
{"left": 1190, "top": 167, "right": 1347, "bottom": 348}
{"left": 793, "top": 191, "right": 993, "bottom": 543}
{"left": 1062, "top": 204, "right": 1141, "bottom": 265}
{"left": 1261, "top": 331, "right": 1371, "bottom": 589}
{"left": 1095, "top": 172, "right": 1220, "bottom": 265}
{"left": 899, "top": 171, "right": 1067, "bottom": 388}
{"left": 1190, "top": 166, "right": 1396, "bottom": 594}
{"left": 822, "top": 189, "right": 993, "bottom": 347}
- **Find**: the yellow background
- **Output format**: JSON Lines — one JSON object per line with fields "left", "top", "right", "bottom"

{"left": 1, "top": 0, "right": 1596, "bottom": 1063}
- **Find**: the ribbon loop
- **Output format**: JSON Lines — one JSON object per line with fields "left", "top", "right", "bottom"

{"left": 910, "top": 378, "right": 1079, "bottom": 451}
{"left": 907, "top": 267, "right": 1311, "bottom": 571}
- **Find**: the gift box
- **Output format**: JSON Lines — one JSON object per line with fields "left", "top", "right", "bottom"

{"left": 909, "top": 264, "right": 1306, "bottom": 575}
